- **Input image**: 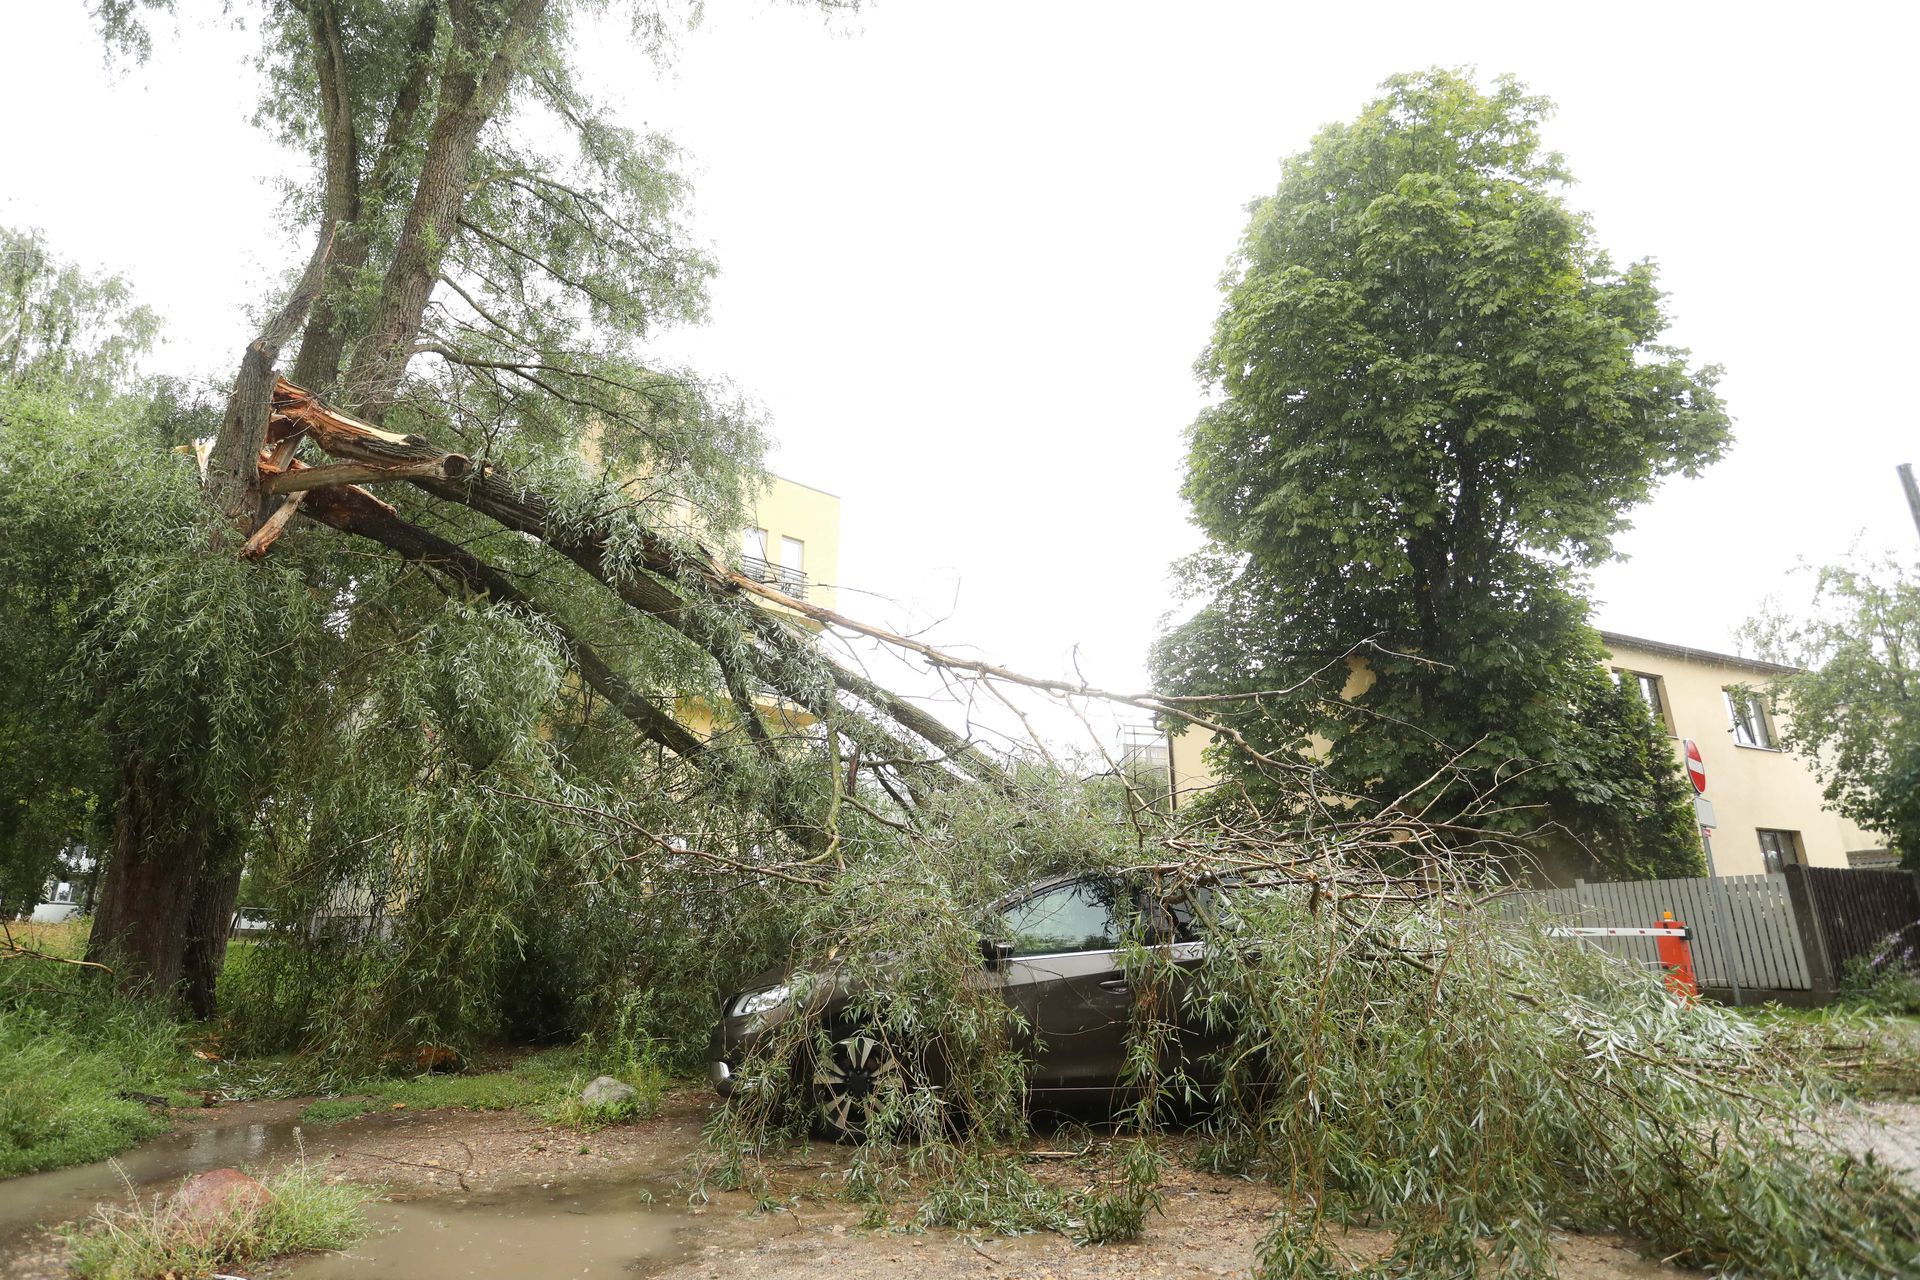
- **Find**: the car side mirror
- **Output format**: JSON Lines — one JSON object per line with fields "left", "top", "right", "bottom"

{"left": 980, "top": 938, "right": 1013, "bottom": 970}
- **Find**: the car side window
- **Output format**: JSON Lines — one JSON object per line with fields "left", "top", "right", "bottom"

{"left": 1000, "top": 881, "right": 1118, "bottom": 956}
{"left": 1163, "top": 886, "right": 1217, "bottom": 941}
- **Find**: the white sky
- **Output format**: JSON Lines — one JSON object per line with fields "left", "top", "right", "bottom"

{"left": 4, "top": 1, "right": 1917, "bottom": 718}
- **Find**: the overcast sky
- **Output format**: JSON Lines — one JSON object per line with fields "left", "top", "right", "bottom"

{"left": 4, "top": 1, "right": 1917, "bottom": 718}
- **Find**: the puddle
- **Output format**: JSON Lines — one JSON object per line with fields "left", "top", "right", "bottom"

{"left": 0, "top": 1105, "right": 321, "bottom": 1244}
{"left": 284, "top": 1181, "right": 679, "bottom": 1278}
{"left": 0, "top": 1106, "right": 691, "bottom": 1279}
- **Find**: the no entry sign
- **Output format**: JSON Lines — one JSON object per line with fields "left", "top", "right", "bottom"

{"left": 1682, "top": 738, "right": 1707, "bottom": 794}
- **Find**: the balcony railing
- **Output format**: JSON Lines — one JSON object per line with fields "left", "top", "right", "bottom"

{"left": 740, "top": 555, "right": 808, "bottom": 600}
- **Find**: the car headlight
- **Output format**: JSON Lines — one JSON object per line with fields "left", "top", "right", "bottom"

{"left": 729, "top": 984, "right": 791, "bottom": 1018}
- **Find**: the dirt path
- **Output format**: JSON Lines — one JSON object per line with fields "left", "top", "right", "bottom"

{"left": 12, "top": 1087, "right": 1920, "bottom": 1278}
{"left": 252, "top": 1091, "right": 1693, "bottom": 1279}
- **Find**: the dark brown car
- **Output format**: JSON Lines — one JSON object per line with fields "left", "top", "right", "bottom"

{"left": 708, "top": 874, "right": 1217, "bottom": 1137}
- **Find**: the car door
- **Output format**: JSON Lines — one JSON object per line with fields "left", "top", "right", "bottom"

{"left": 990, "top": 878, "right": 1132, "bottom": 1093}
{"left": 1150, "top": 888, "right": 1222, "bottom": 1088}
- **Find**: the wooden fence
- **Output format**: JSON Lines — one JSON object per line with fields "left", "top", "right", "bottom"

{"left": 1798, "top": 867, "right": 1920, "bottom": 978}
{"left": 1527, "top": 873, "right": 1813, "bottom": 992}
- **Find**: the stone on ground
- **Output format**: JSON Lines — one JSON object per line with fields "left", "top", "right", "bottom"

{"left": 580, "top": 1076, "right": 638, "bottom": 1107}
{"left": 166, "top": 1168, "right": 272, "bottom": 1243}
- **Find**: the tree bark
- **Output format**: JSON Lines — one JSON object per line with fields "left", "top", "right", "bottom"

{"left": 342, "top": 0, "right": 550, "bottom": 421}
{"left": 180, "top": 846, "right": 245, "bottom": 1021}
{"left": 204, "top": 231, "right": 335, "bottom": 527}
{"left": 84, "top": 751, "right": 217, "bottom": 999}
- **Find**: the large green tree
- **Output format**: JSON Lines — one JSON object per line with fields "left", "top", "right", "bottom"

{"left": 1747, "top": 559, "right": 1920, "bottom": 866}
{"left": 1153, "top": 70, "right": 1726, "bottom": 879}
{"left": 27, "top": 0, "right": 1015, "bottom": 1036}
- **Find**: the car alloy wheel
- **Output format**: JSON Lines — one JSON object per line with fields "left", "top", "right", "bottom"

{"left": 813, "top": 1030, "right": 905, "bottom": 1140}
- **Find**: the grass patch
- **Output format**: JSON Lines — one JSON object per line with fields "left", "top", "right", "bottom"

{"left": 540, "top": 1059, "right": 669, "bottom": 1131}
{"left": 1738, "top": 1004, "right": 1920, "bottom": 1098}
{"left": 296, "top": 1097, "right": 376, "bottom": 1126}
{"left": 0, "top": 922, "right": 198, "bottom": 1178}
{"left": 290, "top": 1048, "right": 667, "bottom": 1130}
{"left": 64, "top": 1162, "right": 375, "bottom": 1280}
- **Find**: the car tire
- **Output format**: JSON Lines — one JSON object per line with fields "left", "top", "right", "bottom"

{"left": 812, "top": 1029, "right": 906, "bottom": 1141}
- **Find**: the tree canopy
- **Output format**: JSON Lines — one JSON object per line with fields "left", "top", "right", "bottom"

{"left": 0, "top": 232, "right": 169, "bottom": 917}
{"left": 1748, "top": 558, "right": 1920, "bottom": 867}
{"left": 1153, "top": 70, "right": 1726, "bottom": 879}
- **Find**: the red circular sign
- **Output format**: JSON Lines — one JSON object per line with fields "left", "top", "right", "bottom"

{"left": 1682, "top": 739, "right": 1706, "bottom": 794}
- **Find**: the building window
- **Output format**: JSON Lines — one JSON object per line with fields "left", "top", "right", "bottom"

{"left": 1757, "top": 829, "right": 1802, "bottom": 874}
{"left": 1724, "top": 689, "right": 1777, "bottom": 749}
{"left": 742, "top": 527, "right": 768, "bottom": 563}
{"left": 1613, "top": 669, "right": 1673, "bottom": 733}
{"left": 779, "top": 536, "right": 804, "bottom": 574}
{"left": 52, "top": 881, "right": 73, "bottom": 904}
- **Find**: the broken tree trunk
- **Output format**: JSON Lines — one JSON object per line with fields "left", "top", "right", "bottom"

{"left": 264, "top": 379, "right": 1014, "bottom": 798}
{"left": 204, "top": 232, "right": 335, "bottom": 528}
{"left": 298, "top": 482, "right": 834, "bottom": 853}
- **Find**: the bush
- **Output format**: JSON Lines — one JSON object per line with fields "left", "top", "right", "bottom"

{"left": 64, "top": 1162, "right": 374, "bottom": 1280}
{"left": 1840, "top": 927, "right": 1920, "bottom": 1016}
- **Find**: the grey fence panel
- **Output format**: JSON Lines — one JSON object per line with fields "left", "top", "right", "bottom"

{"left": 1522, "top": 873, "right": 1810, "bottom": 992}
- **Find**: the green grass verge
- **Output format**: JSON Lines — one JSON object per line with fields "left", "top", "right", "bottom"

{"left": 64, "top": 1162, "right": 375, "bottom": 1280}
{"left": 296, "top": 1097, "right": 377, "bottom": 1126}
{"left": 0, "top": 925, "right": 201, "bottom": 1178}
{"left": 293, "top": 1048, "right": 668, "bottom": 1130}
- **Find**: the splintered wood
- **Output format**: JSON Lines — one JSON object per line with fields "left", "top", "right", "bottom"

{"left": 239, "top": 378, "right": 473, "bottom": 559}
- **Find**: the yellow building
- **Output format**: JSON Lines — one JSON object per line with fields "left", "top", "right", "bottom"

{"left": 734, "top": 475, "right": 840, "bottom": 614}
{"left": 1164, "top": 632, "right": 1891, "bottom": 876}
{"left": 1599, "top": 632, "right": 1887, "bottom": 874}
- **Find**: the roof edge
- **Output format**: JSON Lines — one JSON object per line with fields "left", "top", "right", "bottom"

{"left": 1599, "top": 630, "right": 1799, "bottom": 676}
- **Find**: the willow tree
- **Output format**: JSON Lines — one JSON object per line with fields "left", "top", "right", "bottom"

{"left": 71, "top": 0, "right": 1023, "bottom": 1018}
{"left": 1154, "top": 70, "right": 1727, "bottom": 879}
{"left": 0, "top": 228, "right": 161, "bottom": 916}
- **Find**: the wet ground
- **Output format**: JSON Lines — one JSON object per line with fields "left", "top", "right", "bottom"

{"left": 285, "top": 1181, "right": 682, "bottom": 1279}
{"left": 0, "top": 1093, "right": 714, "bottom": 1280}
{"left": 4, "top": 1090, "right": 1918, "bottom": 1279}
{"left": 0, "top": 1100, "right": 314, "bottom": 1251}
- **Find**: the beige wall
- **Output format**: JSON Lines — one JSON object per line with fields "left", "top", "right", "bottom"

{"left": 1167, "top": 724, "right": 1217, "bottom": 811}
{"left": 742, "top": 475, "right": 840, "bottom": 612}
{"left": 1601, "top": 635, "right": 1885, "bottom": 875}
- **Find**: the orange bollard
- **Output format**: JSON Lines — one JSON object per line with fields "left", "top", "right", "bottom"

{"left": 1654, "top": 911, "right": 1698, "bottom": 1000}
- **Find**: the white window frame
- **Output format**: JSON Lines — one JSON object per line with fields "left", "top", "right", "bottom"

{"left": 1724, "top": 689, "right": 1777, "bottom": 750}
{"left": 741, "top": 527, "right": 768, "bottom": 564}
{"left": 779, "top": 535, "right": 804, "bottom": 573}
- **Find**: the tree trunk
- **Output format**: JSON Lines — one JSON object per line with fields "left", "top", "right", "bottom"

{"left": 342, "top": 0, "right": 550, "bottom": 422}
{"left": 85, "top": 751, "right": 217, "bottom": 1000}
{"left": 180, "top": 848, "right": 244, "bottom": 1021}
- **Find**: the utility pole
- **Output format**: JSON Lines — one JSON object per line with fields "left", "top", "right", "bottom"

{"left": 1900, "top": 463, "right": 1920, "bottom": 546}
